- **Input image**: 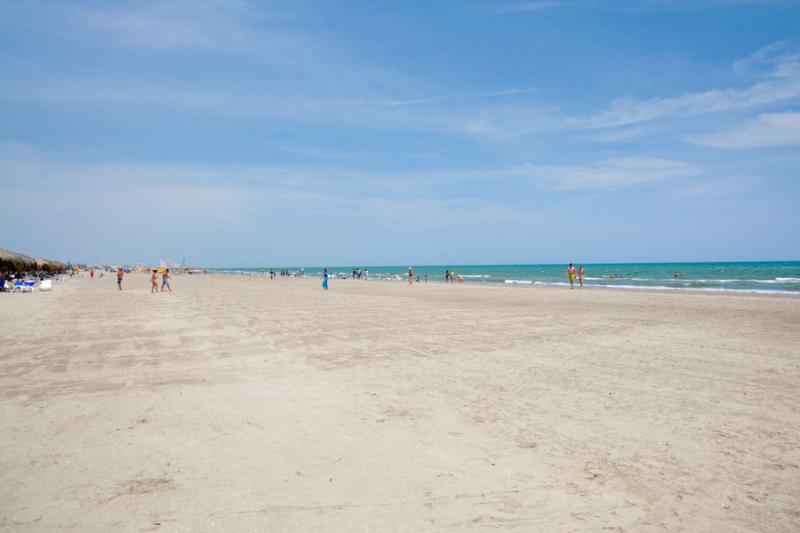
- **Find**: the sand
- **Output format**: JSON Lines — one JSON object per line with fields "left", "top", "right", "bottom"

{"left": 1, "top": 273, "right": 799, "bottom": 532}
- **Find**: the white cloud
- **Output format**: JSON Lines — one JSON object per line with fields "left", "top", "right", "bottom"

{"left": 508, "top": 157, "right": 699, "bottom": 190}
{"left": 688, "top": 111, "right": 800, "bottom": 148}
{"left": 493, "top": 1, "right": 580, "bottom": 14}
{"left": 572, "top": 42, "right": 800, "bottom": 130}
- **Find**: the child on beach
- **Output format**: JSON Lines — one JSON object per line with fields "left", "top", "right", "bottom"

{"left": 161, "top": 269, "right": 172, "bottom": 292}
{"left": 116, "top": 267, "right": 124, "bottom": 291}
{"left": 567, "top": 263, "right": 576, "bottom": 289}
{"left": 150, "top": 269, "right": 158, "bottom": 293}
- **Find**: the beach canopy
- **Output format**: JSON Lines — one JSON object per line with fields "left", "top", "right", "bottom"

{"left": 0, "top": 247, "right": 67, "bottom": 272}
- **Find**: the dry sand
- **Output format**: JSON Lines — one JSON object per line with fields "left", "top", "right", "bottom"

{"left": 1, "top": 273, "right": 799, "bottom": 532}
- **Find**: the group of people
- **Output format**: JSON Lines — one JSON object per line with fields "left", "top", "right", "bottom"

{"left": 351, "top": 268, "right": 368, "bottom": 280}
{"left": 444, "top": 270, "right": 463, "bottom": 283}
{"left": 114, "top": 267, "right": 171, "bottom": 293}
{"left": 268, "top": 268, "right": 304, "bottom": 279}
{"left": 566, "top": 264, "right": 586, "bottom": 289}
{"left": 319, "top": 265, "right": 590, "bottom": 290}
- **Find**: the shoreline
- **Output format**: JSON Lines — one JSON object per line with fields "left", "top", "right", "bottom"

{"left": 201, "top": 272, "right": 800, "bottom": 298}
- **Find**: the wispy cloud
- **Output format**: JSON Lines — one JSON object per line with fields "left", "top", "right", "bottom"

{"left": 573, "top": 41, "right": 800, "bottom": 130}
{"left": 493, "top": 1, "right": 581, "bottom": 14}
{"left": 508, "top": 157, "right": 699, "bottom": 190}
{"left": 688, "top": 111, "right": 800, "bottom": 148}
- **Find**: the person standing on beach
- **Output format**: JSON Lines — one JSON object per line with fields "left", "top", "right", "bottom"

{"left": 322, "top": 268, "right": 329, "bottom": 290}
{"left": 150, "top": 269, "right": 158, "bottom": 293}
{"left": 567, "top": 263, "right": 576, "bottom": 289}
{"left": 578, "top": 265, "right": 586, "bottom": 288}
{"left": 408, "top": 266, "right": 414, "bottom": 285}
{"left": 161, "top": 268, "right": 172, "bottom": 292}
{"left": 116, "top": 267, "right": 124, "bottom": 291}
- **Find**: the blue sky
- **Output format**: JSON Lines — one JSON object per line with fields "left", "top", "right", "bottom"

{"left": 1, "top": 0, "right": 799, "bottom": 266}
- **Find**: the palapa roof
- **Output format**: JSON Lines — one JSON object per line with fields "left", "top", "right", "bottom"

{"left": 0, "top": 247, "right": 67, "bottom": 272}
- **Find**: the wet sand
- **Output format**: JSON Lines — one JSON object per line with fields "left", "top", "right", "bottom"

{"left": 1, "top": 273, "right": 799, "bottom": 532}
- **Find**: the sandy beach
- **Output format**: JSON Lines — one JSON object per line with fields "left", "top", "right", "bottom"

{"left": 1, "top": 273, "right": 799, "bottom": 532}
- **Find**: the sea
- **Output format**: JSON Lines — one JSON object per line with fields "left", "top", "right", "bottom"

{"left": 208, "top": 262, "right": 800, "bottom": 295}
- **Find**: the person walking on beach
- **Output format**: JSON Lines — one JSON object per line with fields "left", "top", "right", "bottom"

{"left": 161, "top": 268, "right": 172, "bottom": 292}
{"left": 567, "top": 263, "right": 576, "bottom": 289}
{"left": 116, "top": 267, "right": 124, "bottom": 291}
{"left": 322, "top": 268, "right": 329, "bottom": 290}
{"left": 150, "top": 269, "right": 159, "bottom": 293}
{"left": 408, "top": 266, "right": 414, "bottom": 285}
{"left": 578, "top": 265, "right": 586, "bottom": 288}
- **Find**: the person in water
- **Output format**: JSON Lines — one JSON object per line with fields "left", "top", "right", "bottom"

{"left": 322, "top": 268, "right": 329, "bottom": 290}
{"left": 578, "top": 265, "right": 586, "bottom": 288}
{"left": 116, "top": 267, "right": 124, "bottom": 291}
{"left": 150, "top": 269, "right": 159, "bottom": 293}
{"left": 567, "top": 263, "right": 576, "bottom": 289}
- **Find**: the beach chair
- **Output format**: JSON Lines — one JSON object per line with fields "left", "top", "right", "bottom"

{"left": 15, "top": 280, "right": 35, "bottom": 293}
{"left": 39, "top": 279, "right": 52, "bottom": 291}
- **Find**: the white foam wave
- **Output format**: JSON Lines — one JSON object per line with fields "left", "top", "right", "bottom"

{"left": 505, "top": 279, "right": 533, "bottom": 285}
{"left": 528, "top": 281, "right": 799, "bottom": 295}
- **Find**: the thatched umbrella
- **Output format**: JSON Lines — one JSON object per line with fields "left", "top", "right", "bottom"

{"left": 0, "top": 248, "right": 66, "bottom": 272}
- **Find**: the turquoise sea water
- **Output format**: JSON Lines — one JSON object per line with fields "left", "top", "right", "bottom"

{"left": 209, "top": 262, "right": 800, "bottom": 295}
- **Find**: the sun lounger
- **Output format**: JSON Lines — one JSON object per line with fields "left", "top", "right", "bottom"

{"left": 12, "top": 280, "right": 35, "bottom": 293}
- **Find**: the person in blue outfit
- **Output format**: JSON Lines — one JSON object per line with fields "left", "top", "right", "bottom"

{"left": 322, "top": 268, "right": 329, "bottom": 290}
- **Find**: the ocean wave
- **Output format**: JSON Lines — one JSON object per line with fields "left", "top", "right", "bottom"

{"left": 528, "top": 281, "right": 799, "bottom": 295}
{"left": 505, "top": 279, "right": 533, "bottom": 285}
{"left": 775, "top": 277, "right": 800, "bottom": 282}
